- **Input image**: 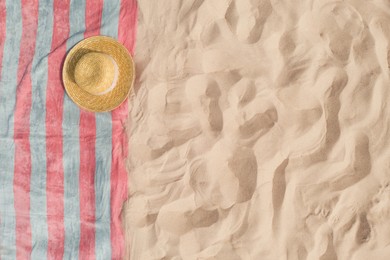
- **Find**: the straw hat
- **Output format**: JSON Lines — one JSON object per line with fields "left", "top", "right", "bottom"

{"left": 62, "top": 36, "right": 135, "bottom": 112}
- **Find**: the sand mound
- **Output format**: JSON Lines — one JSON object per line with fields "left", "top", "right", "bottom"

{"left": 125, "top": 0, "right": 390, "bottom": 259}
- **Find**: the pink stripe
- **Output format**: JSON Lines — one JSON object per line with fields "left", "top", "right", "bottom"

{"left": 78, "top": 0, "right": 103, "bottom": 259}
{"left": 118, "top": 0, "right": 138, "bottom": 55}
{"left": 14, "top": 0, "right": 39, "bottom": 258}
{"left": 84, "top": 0, "right": 103, "bottom": 38}
{"left": 78, "top": 112, "right": 96, "bottom": 260}
{"left": 46, "top": 0, "right": 70, "bottom": 259}
{"left": 111, "top": 0, "right": 137, "bottom": 258}
{"left": 0, "top": 0, "right": 5, "bottom": 76}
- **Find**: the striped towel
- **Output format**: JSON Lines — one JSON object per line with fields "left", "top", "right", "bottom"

{"left": 0, "top": 0, "right": 137, "bottom": 259}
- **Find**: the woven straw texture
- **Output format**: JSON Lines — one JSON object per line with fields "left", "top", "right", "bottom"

{"left": 62, "top": 36, "right": 134, "bottom": 112}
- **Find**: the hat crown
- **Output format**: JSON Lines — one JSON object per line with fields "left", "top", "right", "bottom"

{"left": 74, "top": 52, "right": 118, "bottom": 95}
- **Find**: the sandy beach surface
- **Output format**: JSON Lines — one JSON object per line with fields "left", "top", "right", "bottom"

{"left": 124, "top": 0, "right": 390, "bottom": 259}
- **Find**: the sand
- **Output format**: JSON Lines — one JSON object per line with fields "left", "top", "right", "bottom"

{"left": 124, "top": 0, "right": 390, "bottom": 259}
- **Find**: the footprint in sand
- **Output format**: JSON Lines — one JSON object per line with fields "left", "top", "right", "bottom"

{"left": 328, "top": 178, "right": 375, "bottom": 234}
{"left": 316, "top": 2, "right": 363, "bottom": 62}
{"left": 225, "top": 0, "right": 272, "bottom": 44}
{"left": 227, "top": 146, "right": 258, "bottom": 203}
{"left": 225, "top": 78, "right": 278, "bottom": 146}
{"left": 238, "top": 108, "right": 277, "bottom": 140}
{"left": 189, "top": 208, "right": 219, "bottom": 228}
{"left": 185, "top": 75, "right": 223, "bottom": 134}
{"left": 151, "top": 39, "right": 188, "bottom": 80}
{"left": 301, "top": 132, "right": 371, "bottom": 218}
{"left": 348, "top": 184, "right": 390, "bottom": 259}
{"left": 307, "top": 224, "right": 337, "bottom": 260}
{"left": 367, "top": 183, "right": 390, "bottom": 225}
{"left": 189, "top": 143, "right": 257, "bottom": 209}
{"left": 201, "top": 21, "right": 224, "bottom": 47}
{"left": 300, "top": 182, "right": 339, "bottom": 218}
{"left": 355, "top": 213, "right": 371, "bottom": 244}
{"left": 189, "top": 154, "right": 239, "bottom": 210}
{"left": 279, "top": 30, "right": 297, "bottom": 58}
{"left": 156, "top": 199, "right": 220, "bottom": 236}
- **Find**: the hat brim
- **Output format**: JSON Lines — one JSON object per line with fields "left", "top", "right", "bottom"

{"left": 62, "top": 36, "right": 135, "bottom": 112}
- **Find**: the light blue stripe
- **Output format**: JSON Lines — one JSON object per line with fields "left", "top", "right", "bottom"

{"left": 0, "top": 0, "right": 22, "bottom": 258}
{"left": 29, "top": 0, "right": 54, "bottom": 259}
{"left": 62, "top": 0, "right": 85, "bottom": 259}
{"left": 101, "top": 0, "right": 120, "bottom": 38}
{"left": 94, "top": 1, "right": 120, "bottom": 259}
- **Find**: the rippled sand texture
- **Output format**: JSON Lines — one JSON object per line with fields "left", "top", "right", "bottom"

{"left": 125, "top": 0, "right": 390, "bottom": 259}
